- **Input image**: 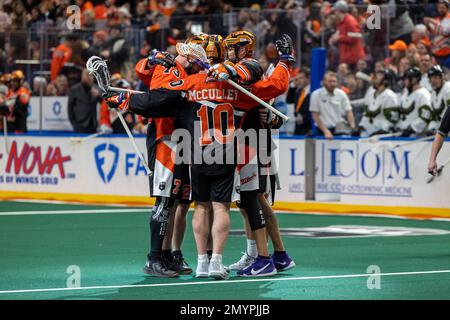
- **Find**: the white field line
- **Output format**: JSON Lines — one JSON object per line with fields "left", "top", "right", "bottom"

{"left": 0, "top": 269, "right": 450, "bottom": 295}
{"left": 0, "top": 209, "right": 150, "bottom": 216}
{"left": 1, "top": 207, "right": 450, "bottom": 222}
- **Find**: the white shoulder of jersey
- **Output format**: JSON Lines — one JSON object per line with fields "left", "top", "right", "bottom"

{"left": 382, "top": 88, "right": 399, "bottom": 104}
{"left": 415, "top": 87, "right": 432, "bottom": 106}
{"left": 443, "top": 81, "right": 450, "bottom": 95}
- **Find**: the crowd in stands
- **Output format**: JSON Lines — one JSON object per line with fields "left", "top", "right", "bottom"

{"left": 0, "top": 0, "right": 449, "bottom": 137}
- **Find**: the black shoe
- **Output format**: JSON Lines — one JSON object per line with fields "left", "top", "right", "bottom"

{"left": 171, "top": 254, "right": 193, "bottom": 275}
{"left": 143, "top": 258, "right": 179, "bottom": 278}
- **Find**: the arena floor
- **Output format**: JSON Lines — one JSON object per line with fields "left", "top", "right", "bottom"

{"left": 0, "top": 200, "right": 449, "bottom": 300}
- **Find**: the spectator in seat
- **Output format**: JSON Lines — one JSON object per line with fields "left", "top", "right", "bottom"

{"left": 68, "top": 69, "right": 101, "bottom": 133}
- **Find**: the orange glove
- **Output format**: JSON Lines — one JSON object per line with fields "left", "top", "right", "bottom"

{"left": 104, "top": 91, "right": 132, "bottom": 111}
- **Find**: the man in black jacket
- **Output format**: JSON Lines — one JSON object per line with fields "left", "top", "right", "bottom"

{"left": 68, "top": 69, "right": 101, "bottom": 133}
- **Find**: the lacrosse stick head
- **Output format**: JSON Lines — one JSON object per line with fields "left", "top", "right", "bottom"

{"left": 86, "top": 56, "right": 111, "bottom": 94}
{"left": 176, "top": 43, "right": 210, "bottom": 70}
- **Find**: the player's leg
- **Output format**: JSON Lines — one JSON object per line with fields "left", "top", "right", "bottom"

{"left": 161, "top": 206, "right": 176, "bottom": 270}
{"left": 206, "top": 206, "right": 214, "bottom": 261}
{"left": 236, "top": 190, "right": 276, "bottom": 277}
{"left": 227, "top": 207, "right": 257, "bottom": 271}
{"left": 192, "top": 201, "right": 211, "bottom": 278}
{"left": 171, "top": 163, "right": 192, "bottom": 255}
{"left": 143, "top": 196, "right": 179, "bottom": 277}
{"left": 143, "top": 130, "right": 178, "bottom": 277}
{"left": 206, "top": 171, "right": 237, "bottom": 280}
{"left": 171, "top": 200, "right": 193, "bottom": 274}
{"left": 258, "top": 193, "right": 284, "bottom": 251}
{"left": 190, "top": 167, "right": 213, "bottom": 278}
{"left": 258, "top": 176, "right": 296, "bottom": 272}
{"left": 228, "top": 162, "right": 259, "bottom": 272}
{"left": 172, "top": 202, "right": 190, "bottom": 252}
{"left": 208, "top": 200, "right": 231, "bottom": 279}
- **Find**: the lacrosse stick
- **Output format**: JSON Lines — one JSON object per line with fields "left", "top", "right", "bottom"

{"left": 392, "top": 135, "right": 434, "bottom": 149}
{"left": 70, "top": 132, "right": 101, "bottom": 144}
{"left": 359, "top": 132, "right": 402, "bottom": 144}
{"left": 427, "top": 157, "right": 450, "bottom": 184}
{"left": 86, "top": 56, "right": 152, "bottom": 176}
{"left": 225, "top": 79, "right": 289, "bottom": 122}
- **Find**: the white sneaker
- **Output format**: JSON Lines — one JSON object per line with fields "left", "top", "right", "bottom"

{"left": 228, "top": 252, "right": 256, "bottom": 271}
{"left": 208, "top": 260, "right": 229, "bottom": 280}
{"left": 196, "top": 259, "right": 210, "bottom": 278}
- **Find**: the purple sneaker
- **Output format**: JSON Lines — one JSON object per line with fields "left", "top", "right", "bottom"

{"left": 237, "top": 256, "right": 277, "bottom": 277}
{"left": 272, "top": 252, "right": 296, "bottom": 272}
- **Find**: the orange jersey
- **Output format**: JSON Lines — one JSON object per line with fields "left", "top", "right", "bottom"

{"left": 135, "top": 58, "right": 156, "bottom": 86}
{"left": 100, "top": 100, "right": 112, "bottom": 126}
{"left": 7, "top": 86, "right": 30, "bottom": 106}
{"left": 135, "top": 58, "right": 188, "bottom": 140}
{"left": 51, "top": 44, "right": 72, "bottom": 81}
{"left": 179, "top": 61, "right": 290, "bottom": 109}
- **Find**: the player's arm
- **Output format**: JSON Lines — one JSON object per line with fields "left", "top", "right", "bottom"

{"left": 104, "top": 89, "right": 187, "bottom": 118}
{"left": 428, "top": 106, "right": 450, "bottom": 175}
{"left": 135, "top": 51, "right": 176, "bottom": 88}
{"left": 241, "top": 34, "right": 294, "bottom": 103}
{"left": 246, "top": 61, "right": 290, "bottom": 102}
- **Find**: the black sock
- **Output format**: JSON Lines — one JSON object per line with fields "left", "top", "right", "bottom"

{"left": 149, "top": 219, "right": 166, "bottom": 261}
{"left": 172, "top": 250, "right": 183, "bottom": 258}
{"left": 162, "top": 249, "right": 173, "bottom": 262}
{"left": 274, "top": 250, "right": 286, "bottom": 255}
{"left": 148, "top": 198, "right": 173, "bottom": 262}
{"left": 258, "top": 254, "right": 270, "bottom": 260}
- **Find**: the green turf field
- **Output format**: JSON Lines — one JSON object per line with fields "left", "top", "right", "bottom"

{"left": 0, "top": 200, "right": 449, "bottom": 300}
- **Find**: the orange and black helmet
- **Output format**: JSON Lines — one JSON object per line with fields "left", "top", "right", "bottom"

{"left": 11, "top": 70, "right": 25, "bottom": 81}
{"left": 185, "top": 33, "right": 209, "bottom": 48}
{"left": 224, "top": 30, "right": 256, "bottom": 59}
{"left": 205, "top": 34, "right": 225, "bottom": 64}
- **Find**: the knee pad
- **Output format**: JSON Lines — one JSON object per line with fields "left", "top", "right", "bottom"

{"left": 240, "top": 191, "right": 265, "bottom": 231}
{"left": 150, "top": 197, "right": 176, "bottom": 223}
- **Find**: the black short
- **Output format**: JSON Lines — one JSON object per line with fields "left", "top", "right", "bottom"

{"left": 191, "top": 167, "right": 235, "bottom": 203}
{"left": 148, "top": 162, "right": 191, "bottom": 200}
{"left": 258, "top": 174, "right": 276, "bottom": 204}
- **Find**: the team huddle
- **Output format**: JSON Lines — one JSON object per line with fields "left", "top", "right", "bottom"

{"left": 103, "top": 31, "right": 296, "bottom": 279}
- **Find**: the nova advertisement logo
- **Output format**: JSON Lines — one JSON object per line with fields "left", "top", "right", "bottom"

{"left": 94, "top": 143, "right": 119, "bottom": 184}
{"left": 0, "top": 141, "right": 73, "bottom": 185}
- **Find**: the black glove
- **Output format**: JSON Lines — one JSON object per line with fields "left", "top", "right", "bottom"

{"left": 276, "top": 34, "right": 295, "bottom": 65}
{"left": 400, "top": 127, "right": 415, "bottom": 137}
{"left": 351, "top": 127, "right": 360, "bottom": 137}
{"left": 148, "top": 50, "right": 176, "bottom": 69}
